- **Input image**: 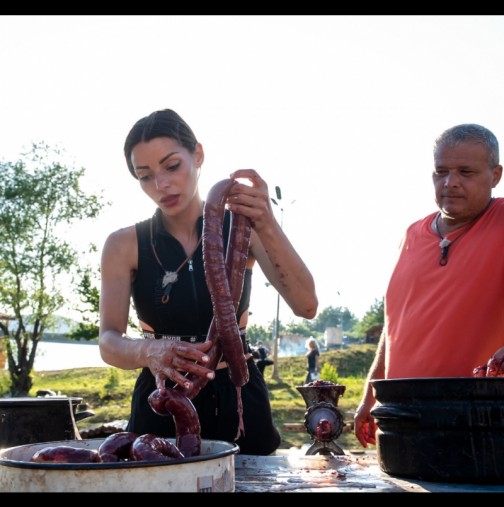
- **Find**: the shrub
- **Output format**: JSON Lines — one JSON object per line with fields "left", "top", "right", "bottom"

{"left": 320, "top": 362, "right": 339, "bottom": 383}
{"left": 104, "top": 368, "right": 119, "bottom": 390}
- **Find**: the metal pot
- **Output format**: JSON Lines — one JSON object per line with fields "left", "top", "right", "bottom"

{"left": 0, "top": 397, "right": 95, "bottom": 448}
{"left": 370, "top": 377, "right": 504, "bottom": 484}
{"left": 0, "top": 438, "right": 238, "bottom": 492}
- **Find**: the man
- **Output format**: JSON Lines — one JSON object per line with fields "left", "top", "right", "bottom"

{"left": 354, "top": 124, "right": 504, "bottom": 447}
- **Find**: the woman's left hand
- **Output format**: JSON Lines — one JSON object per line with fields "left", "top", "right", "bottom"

{"left": 227, "top": 169, "right": 276, "bottom": 234}
{"left": 227, "top": 169, "right": 318, "bottom": 321}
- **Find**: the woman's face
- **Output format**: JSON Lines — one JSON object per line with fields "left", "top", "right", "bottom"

{"left": 130, "top": 136, "right": 204, "bottom": 214}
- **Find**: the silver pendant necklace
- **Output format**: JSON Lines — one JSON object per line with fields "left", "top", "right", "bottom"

{"left": 150, "top": 214, "right": 202, "bottom": 303}
{"left": 433, "top": 198, "right": 494, "bottom": 267}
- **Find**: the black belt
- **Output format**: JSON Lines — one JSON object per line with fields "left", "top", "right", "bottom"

{"left": 142, "top": 329, "right": 249, "bottom": 353}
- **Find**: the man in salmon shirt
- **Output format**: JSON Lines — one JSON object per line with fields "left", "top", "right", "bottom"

{"left": 354, "top": 123, "right": 504, "bottom": 447}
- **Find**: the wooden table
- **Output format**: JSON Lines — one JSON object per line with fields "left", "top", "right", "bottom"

{"left": 234, "top": 450, "right": 504, "bottom": 493}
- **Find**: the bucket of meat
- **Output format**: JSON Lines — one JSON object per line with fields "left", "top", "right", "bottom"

{"left": 0, "top": 438, "right": 238, "bottom": 492}
{"left": 370, "top": 377, "right": 504, "bottom": 484}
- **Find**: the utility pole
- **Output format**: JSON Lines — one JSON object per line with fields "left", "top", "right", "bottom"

{"left": 270, "top": 287, "right": 282, "bottom": 380}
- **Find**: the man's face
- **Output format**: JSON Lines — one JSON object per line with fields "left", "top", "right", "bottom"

{"left": 433, "top": 142, "right": 502, "bottom": 225}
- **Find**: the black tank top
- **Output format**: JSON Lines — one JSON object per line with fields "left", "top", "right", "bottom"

{"left": 132, "top": 208, "right": 252, "bottom": 339}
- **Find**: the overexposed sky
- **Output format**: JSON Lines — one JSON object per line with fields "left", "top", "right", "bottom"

{"left": 1, "top": 15, "right": 504, "bottom": 328}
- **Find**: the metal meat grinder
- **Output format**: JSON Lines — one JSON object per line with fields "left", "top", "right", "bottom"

{"left": 296, "top": 381, "right": 346, "bottom": 455}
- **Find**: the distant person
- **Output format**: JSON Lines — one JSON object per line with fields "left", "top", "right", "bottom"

{"left": 255, "top": 341, "right": 274, "bottom": 376}
{"left": 98, "top": 108, "right": 318, "bottom": 456}
{"left": 354, "top": 123, "right": 504, "bottom": 448}
{"left": 305, "top": 337, "right": 320, "bottom": 383}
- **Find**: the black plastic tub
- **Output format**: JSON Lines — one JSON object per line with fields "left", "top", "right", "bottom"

{"left": 370, "top": 377, "right": 504, "bottom": 484}
{"left": 0, "top": 397, "right": 94, "bottom": 448}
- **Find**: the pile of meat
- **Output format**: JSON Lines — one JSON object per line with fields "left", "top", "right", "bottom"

{"left": 31, "top": 387, "right": 202, "bottom": 463}
{"left": 31, "top": 431, "right": 184, "bottom": 463}
{"left": 473, "top": 347, "right": 504, "bottom": 377}
{"left": 305, "top": 379, "right": 337, "bottom": 387}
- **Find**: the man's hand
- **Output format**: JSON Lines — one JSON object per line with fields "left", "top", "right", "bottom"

{"left": 354, "top": 405, "right": 378, "bottom": 447}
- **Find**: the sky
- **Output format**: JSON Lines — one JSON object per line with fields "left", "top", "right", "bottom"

{"left": 1, "top": 15, "right": 504, "bottom": 330}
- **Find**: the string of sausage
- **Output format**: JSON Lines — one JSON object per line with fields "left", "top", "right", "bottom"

{"left": 200, "top": 178, "right": 251, "bottom": 388}
{"left": 148, "top": 178, "right": 252, "bottom": 447}
{"left": 148, "top": 387, "right": 202, "bottom": 456}
{"left": 197, "top": 180, "right": 252, "bottom": 438}
{"left": 32, "top": 432, "right": 186, "bottom": 463}
{"left": 182, "top": 201, "right": 251, "bottom": 399}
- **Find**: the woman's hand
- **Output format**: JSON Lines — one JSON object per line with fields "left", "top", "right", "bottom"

{"left": 227, "top": 169, "right": 318, "bottom": 321}
{"left": 145, "top": 340, "right": 215, "bottom": 390}
{"left": 227, "top": 169, "right": 276, "bottom": 234}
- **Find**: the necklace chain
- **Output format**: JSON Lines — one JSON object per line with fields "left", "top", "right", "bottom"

{"left": 150, "top": 214, "right": 202, "bottom": 303}
{"left": 434, "top": 198, "right": 494, "bottom": 267}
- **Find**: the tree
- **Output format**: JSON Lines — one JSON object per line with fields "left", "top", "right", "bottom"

{"left": 351, "top": 298, "right": 384, "bottom": 339}
{"left": 311, "top": 305, "right": 357, "bottom": 333}
{"left": 68, "top": 257, "right": 141, "bottom": 342}
{"left": 284, "top": 319, "right": 313, "bottom": 336}
{"left": 245, "top": 323, "right": 270, "bottom": 347}
{"left": 68, "top": 262, "right": 101, "bottom": 341}
{"left": 0, "top": 143, "right": 107, "bottom": 395}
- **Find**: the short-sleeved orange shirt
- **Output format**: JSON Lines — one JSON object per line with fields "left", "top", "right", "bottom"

{"left": 385, "top": 198, "right": 504, "bottom": 378}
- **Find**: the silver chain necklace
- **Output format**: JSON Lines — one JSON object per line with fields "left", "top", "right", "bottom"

{"left": 433, "top": 198, "right": 494, "bottom": 266}
{"left": 150, "top": 214, "right": 202, "bottom": 303}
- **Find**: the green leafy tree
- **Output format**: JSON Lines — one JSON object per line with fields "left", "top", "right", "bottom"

{"left": 245, "top": 323, "right": 270, "bottom": 347}
{"left": 267, "top": 317, "right": 285, "bottom": 339}
{"left": 69, "top": 259, "right": 141, "bottom": 342}
{"left": 311, "top": 305, "right": 357, "bottom": 333}
{"left": 68, "top": 262, "right": 100, "bottom": 341}
{"left": 0, "top": 143, "right": 107, "bottom": 395}
{"left": 284, "top": 319, "right": 313, "bottom": 337}
{"left": 351, "top": 298, "right": 384, "bottom": 338}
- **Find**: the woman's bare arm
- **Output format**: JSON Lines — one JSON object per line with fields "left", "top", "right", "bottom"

{"left": 98, "top": 226, "right": 214, "bottom": 389}
{"left": 227, "top": 169, "right": 318, "bottom": 319}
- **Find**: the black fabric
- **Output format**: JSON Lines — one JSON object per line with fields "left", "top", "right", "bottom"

{"left": 255, "top": 345, "right": 274, "bottom": 375}
{"left": 132, "top": 208, "right": 252, "bottom": 334}
{"left": 127, "top": 357, "right": 281, "bottom": 455}
{"left": 256, "top": 359, "right": 274, "bottom": 375}
{"left": 307, "top": 348, "right": 319, "bottom": 370}
{"left": 305, "top": 349, "right": 320, "bottom": 384}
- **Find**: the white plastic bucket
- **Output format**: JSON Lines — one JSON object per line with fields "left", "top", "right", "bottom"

{"left": 0, "top": 438, "right": 238, "bottom": 492}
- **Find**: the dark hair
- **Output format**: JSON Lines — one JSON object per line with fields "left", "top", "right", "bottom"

{"left": 434, "top": 123, "right": 500, "bottom": 168}
{"left": 124, "top": 109, "right": 199, "bottom": 179}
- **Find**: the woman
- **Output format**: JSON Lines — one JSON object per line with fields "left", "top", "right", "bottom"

{"left": 305, "top": 337, "right": 320, "bottom": 384}
{"left": 99, "top": 109, "right": 318, "bottom": 455}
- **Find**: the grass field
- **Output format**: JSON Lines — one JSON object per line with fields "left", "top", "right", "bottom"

{"left": 1, "top": 344, "right": 377, "bottom": 451}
